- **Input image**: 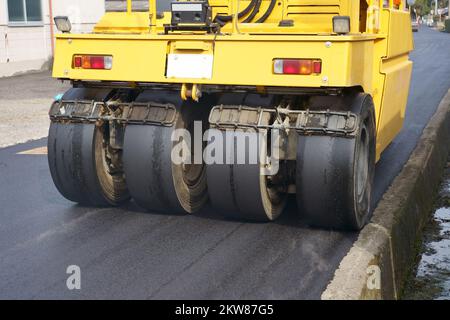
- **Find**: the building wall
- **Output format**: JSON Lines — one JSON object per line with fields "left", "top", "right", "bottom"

{"left": 105, "top": 0, "right": 171, "bottom": 12}
{"left": 0, "top": 0, "right": 105, "bottom": 78}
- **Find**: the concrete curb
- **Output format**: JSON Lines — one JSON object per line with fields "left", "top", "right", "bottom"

{"left": 322, "top": 89, "right": 450, "bottom": 300}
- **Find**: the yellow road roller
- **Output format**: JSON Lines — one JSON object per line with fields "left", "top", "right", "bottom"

{"left": 49, "top": 0, "right": 413, "bottom": 230}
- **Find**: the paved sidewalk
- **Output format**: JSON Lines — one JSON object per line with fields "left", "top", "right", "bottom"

{"left": 0, "top": 71, "right": 69, "bottom": 148}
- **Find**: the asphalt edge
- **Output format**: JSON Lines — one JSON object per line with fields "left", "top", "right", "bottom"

{"left": 322, "top": 89, "right": 450, "bottom": 300}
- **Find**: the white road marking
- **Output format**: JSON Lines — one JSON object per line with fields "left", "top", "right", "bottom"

{"left": 17, "top": 146, "right": 48, "bottom": 155}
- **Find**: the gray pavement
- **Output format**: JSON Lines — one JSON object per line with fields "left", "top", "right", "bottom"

{"left": 0, "top": 26, "right": 449, "bottom": 299}
{"left": 0, "top": 72, "right": 69, "bottom": 148}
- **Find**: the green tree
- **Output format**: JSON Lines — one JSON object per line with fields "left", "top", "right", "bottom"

{"left": 412, "top": 0, "right": 448, "bottom": 16}
{"left": 439, "top": 0, "right": 449, "bottom": 8}
{"left": 412, "top": 0, "right": 431, "bottom": 16}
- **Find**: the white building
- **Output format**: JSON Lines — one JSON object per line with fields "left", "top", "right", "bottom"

{"left": 0, "top": 0, "right": 105, "bottom": 77}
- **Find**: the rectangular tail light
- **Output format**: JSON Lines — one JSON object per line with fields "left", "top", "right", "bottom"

{"left": 273, "top": 59, "right": 322, "bottom": 75}
{"left": 73, "top": 55, "right": 113, "bottom": 70}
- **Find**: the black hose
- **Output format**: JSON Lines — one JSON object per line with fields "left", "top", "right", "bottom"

{"left": 215, "top": 0, "right": 258, "bottom": 22}
{"left": 255, "top": 0, "right": 276, "bottom": 23}
{"left": 243, "top": 0, "right": 262, "bottom": 23}
{"left": 238, "top": 0, "right": 258, "bottom": 18}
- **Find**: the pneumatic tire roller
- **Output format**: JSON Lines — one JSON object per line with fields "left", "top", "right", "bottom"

{"left": 48, "top": 0, "right": 413, "bottom": 231}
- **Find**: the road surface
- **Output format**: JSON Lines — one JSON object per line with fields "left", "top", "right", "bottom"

{"left": 0, "top": 27, "right": 449, "bottom": 299}
{"left": 0, "top": 72, "right": 69, "bottom": 148}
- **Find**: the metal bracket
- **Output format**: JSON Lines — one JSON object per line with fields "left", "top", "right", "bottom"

{"left": 163, "top": 23, "right": 220, "bottom": 34}
{"left": 49, "top": 100, "right": 177, "bottom": 127}
{"left": 209, "top": 105, "right": 359, "bottom": 137}
{"left": 49, "top": 100, "right": 102, "bottom": 122}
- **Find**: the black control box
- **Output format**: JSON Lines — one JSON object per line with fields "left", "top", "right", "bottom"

{"left": 171, "top": 1, "right": 212, "bottom": 25}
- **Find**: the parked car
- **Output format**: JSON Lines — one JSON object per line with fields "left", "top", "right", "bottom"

{"left": 411, "top": 13, "right": 418, "bottom": 32}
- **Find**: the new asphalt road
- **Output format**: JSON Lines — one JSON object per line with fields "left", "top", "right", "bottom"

{"left": 0, "top": 27, "right": 449, "bottom": 299}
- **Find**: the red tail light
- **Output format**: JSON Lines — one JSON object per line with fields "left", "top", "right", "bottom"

{"left": 73, "top": 55, "right": 113, "bottom": 70}
{"left": 273, "top": 59, "right": 322, "bottom": 75}
{"left": 313, "top": 60, "right": 322, "bottom": 74}
{"left": 74, "top": 56, "right": 82, "bottom": 68}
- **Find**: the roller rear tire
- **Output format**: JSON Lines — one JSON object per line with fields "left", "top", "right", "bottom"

{"left": 122, "top": 91, "right": 213, "bottom": 214}
{"left": 48, "top": 123, "right": 130, "bottom": 206}
{"left": 296, "top": 93, "right": 376, "bottom": 231}
{"left": 206, "top": 130, "right": 287, "bottom": 222}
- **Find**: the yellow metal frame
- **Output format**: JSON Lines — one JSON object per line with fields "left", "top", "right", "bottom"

{"left": 52, "top": 0, "right": 414, "bottom": 159}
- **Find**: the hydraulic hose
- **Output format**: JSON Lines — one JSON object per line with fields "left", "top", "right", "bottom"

{"left": 255, "top": 0, "right": 276, "bottom": 23}
{"left": 215, "top": 0, "right": 258, "bottom": 22}
{"left": 242, "top": 0, "right": 262, "bottom": 23}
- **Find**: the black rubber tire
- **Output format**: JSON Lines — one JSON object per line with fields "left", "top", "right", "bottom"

{"left": 206, "top": 129, "right": 287, "bottom": 222}
{"left": 122, "top": 91, "right": 212, "bottom": 214}
{"left": 296, "top": 93, "right": 376, "bottom": 231}
{"left": 48, "top": 123, "right": 130, "bottom": 206}
{"left": 206, "top": 94, "right": 286, "bottom": 222}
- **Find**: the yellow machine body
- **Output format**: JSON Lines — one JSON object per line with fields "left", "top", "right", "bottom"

{"left": 52, "top": 0, "right": 414, "bottom": 159}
